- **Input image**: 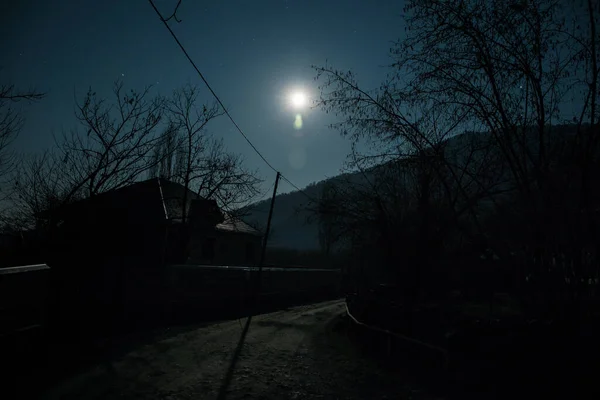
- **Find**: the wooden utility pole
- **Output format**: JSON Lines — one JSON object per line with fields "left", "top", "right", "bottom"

{"left": 255, "top": 171, "right": 280, "bottom": 297}
{"left": 216, "top": 171, "right": 280, "bottom": 400}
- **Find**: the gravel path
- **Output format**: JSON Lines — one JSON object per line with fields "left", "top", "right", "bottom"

{"left": 42, "top": 300, "right": 439, "bottom": 400}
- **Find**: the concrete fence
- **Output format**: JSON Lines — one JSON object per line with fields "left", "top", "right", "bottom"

{"left": 0, "top": 264, "right": 51, "bottom": 338}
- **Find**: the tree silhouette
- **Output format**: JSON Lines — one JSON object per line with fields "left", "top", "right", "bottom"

{"left": 150, "top": 84, "right": 262, "bottom": 220}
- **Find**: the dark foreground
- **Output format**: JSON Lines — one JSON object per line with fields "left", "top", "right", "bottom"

{"left": 38, "top": 300, "right": 439, "bottom": 400}
{"left": 9, "top": 294, "right": 600, "bottom": 400}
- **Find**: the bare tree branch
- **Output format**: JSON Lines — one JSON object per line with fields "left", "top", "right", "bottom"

{"left": 0, "top": 84, "right": 45, "bottom": 178}
{"left": 150, "top": 84, "right": 263, "bottom": 220}
{"left": 165, "top": 0, "right": 183, "bottom": 22}
{"left": 56, "top": 80, "right": 165, "bottom": 201}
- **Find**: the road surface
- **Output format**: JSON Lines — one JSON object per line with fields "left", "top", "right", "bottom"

{"left": 42, "top": 300, "right": 437, "bottom": 400}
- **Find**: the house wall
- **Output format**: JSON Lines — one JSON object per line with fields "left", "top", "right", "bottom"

{"left": 44, "top": 186, "right": 170, "bottom": 331}
{"left": 38, "top": 179, "right": 266, "bottom": 331}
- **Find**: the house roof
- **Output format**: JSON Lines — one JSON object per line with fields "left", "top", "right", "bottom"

{"left": 36, "top": 178, "right": 167, "bottom": 220}
{"left": 38, "top": 177, "right": 262, "bottom": 236}
{"left": 216, "top": 213, "right": 262, "bottom": 236}
{"left": 155, "top": 179, "right": 261, "bottom": 236}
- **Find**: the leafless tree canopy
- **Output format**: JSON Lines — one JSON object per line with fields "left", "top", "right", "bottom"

{"left": 8, "top": 151, "right": 81, "bottom": 230}
{"left": 4, "top": 81, "right": 164, "bottom": 231}
{"left": 149, "top": 84, "right": 262, "bottom": 220}
{"left": 57, "top": 81, "right": 165, "bottom": 200}
{"left": 397, "top": 0, "right": 597, "bottom": 192}
{"left": 0, "top": 84, "right": 44, "bottom": 196}
{"left": 312, "top": 0, "right": 600, "bottom": 311}
{"left": 0, "top": 82, "right": 45, "bottom": 231}
{"left": 4, "top": 81, "right": 262, "bottom": 232}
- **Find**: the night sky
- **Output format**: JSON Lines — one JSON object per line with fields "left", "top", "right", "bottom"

{"left": 1, "top": 0, "right": 405, "bottom": 197}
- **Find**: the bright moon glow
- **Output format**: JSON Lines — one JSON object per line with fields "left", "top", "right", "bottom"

{"left": 290, "top": 91, "right": 307, "bottom": 109}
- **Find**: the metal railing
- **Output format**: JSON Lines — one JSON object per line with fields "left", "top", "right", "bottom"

{"left": 345, "top": 300, "right": 449, "bottom": 367}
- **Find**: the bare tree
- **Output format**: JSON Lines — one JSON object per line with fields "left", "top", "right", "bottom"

{"left": 0, "top": 83, "right": 44, "bottom": 200}
{"left": 317, "top": 180, "right": 341, "bottom": 256}
{"left": 148, "top": 122, "right": 183, "bottom": 180}
{"left": 195, "top": 138, "right": 263, "bottom": 216}
{"left": 312, "top": 62, "right": 504, "bottom": 252}
{"left": 399, "top": 0, "right": 591, "bottom": 193}
{"left": 314, "top": 0, "right": 600, "bottom": 317}
{"left": 166, "top": 85, "right": 223, "bottom": 222}
{"left": 398, "top": 0, "right": 600, "bottom": 309}
{"left": 152, "top": 84, "right": 262, "bottom": 221}
{"left": 56, "top": 80, "right": 165, "bottom": 202}
{"left": 7, "top": 151, "right": 82, "bottom": 231}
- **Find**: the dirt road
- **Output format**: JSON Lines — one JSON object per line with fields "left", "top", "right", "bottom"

{"left": 42, "top": 300, "right": 437, "bottom": 400}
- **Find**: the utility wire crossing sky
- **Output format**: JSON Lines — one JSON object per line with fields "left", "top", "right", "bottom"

{"left": 2, "top": 0, "right": 406, "bottom": 197}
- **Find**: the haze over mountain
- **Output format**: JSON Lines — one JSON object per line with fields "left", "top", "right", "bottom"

{"left": 242, "top": 180, "right": 323, "bottom": 251}
{"left": 241, "top": 124, "right": 582, "bottom": 251}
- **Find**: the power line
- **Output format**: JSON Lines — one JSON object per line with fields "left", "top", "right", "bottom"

{"left": 280, "top": 175, "right": 314, "bottom": 202}
{"left": 259, "top": 180, "right": 277, "bottom": 201}
{"left": 147, "top": 0, "right": 277, "bottom": 172}
{"left": 147, "top": 0, "right": 318, "bottom": 204}
{"left": 241, "top": 180, "right": 278, "bottom": 215}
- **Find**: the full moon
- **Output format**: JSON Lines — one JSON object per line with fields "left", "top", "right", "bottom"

{"left": 290, "top": 91, "right": 307, "bottom": 109}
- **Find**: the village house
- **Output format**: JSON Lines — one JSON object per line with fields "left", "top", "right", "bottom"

{"left": 33, "top": 178, "right": 262, "bottom": 329}
{"left": 38, "top": 177, "right": 262, "bottom": 267}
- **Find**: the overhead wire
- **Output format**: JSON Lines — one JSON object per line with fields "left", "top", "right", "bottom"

{"left": 147, "top": 6, "right": 324, "bottom": 393}
{"left": 239, "top": 180, "right": 278, "bottom": 215}
{"left": 147, "top": 0, "right": 317, "bottom": 204}
{"left": 279, "top": 175, "right": 314, "bottom": 201}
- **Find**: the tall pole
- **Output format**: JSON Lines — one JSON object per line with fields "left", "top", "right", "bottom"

{"left": 255, "top": 171, "right": 280, "bottom": 299}
{"left": 217, "top": 171, "right": 280, "bottom": 400}
{"left": 258, "top": 171, "right": 280, "bottom": 269}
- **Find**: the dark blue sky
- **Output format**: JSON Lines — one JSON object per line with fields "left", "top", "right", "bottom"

{"left": 1, "top": 0, "right": 405, "bottom": 196}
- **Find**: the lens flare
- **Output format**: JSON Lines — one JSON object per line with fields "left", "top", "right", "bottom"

{"left": 293, "top": 114, "right": 303, "bottom": 129}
